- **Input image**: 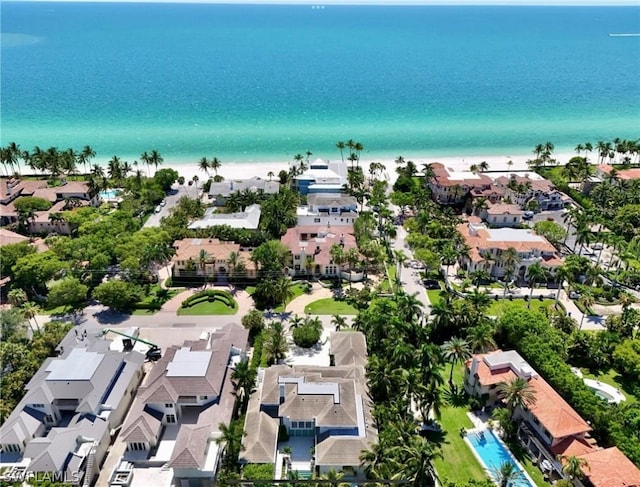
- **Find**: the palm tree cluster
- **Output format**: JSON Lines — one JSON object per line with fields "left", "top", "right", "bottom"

{"left": 197, "top": 156, "right": 222, "bottom": 178}
{"left": 336, "top": 139, "right": 364, "bottom": 169}
{"left": 1, "top": 143, "right": 96, "bottom": 178}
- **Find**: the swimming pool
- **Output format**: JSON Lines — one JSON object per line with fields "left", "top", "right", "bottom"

{"left": 99, "top": 189, "right": 120, "bottom": 200}
{"left": 466, "top": 429, "right": 535, "bottom": 487}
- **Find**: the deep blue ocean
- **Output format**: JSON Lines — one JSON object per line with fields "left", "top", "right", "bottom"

{"left": 1, "top": 2, "right": 639, "bottom": 163}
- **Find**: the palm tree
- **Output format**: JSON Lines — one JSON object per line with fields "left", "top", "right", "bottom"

{"left": 336, "top": 141, "right": 345, "bottom": 164}
{"left": 330, "top": 244, "right": 346, "bottom": 286}
{"left": 274, "top": 276, "right": 296, "bottom": 312}
{"left": 579, "top": 291, "right": 595, "bottom": 330}
{"left": 267, "top": 170, "right": 274, "bottom": 181}
{"left": 469, "top": 269, "right": 491, "bottom": 289}
{"left": 79, "top": 145, "right": 96, "bottom": 174}
{"left": 478, "top": 160, "right": 489, "bottom": 172}
{"left": 8, "top": 289, "right": 28, "bottom": 308}
{"left": 441, "top": 337, "right": 471, "bottom": 391}
{"left": 525, "top": 262, "right": 547, "bottom": 308}
{"left": 499, "top": 247, "right": 520, "bottom": 295}
{"left": 466, "top": 323, "right": 496, "bottom": 353}
{"left": 393, "top": 249, "right": 408, "bottom": 284}
{"left": 140, "top": 151, "right": 151, "bottom": 176}
{"left": 197, "top": 249, "right": 210, "bottom": 276}
{"left": 21, "top": 301, "right": 40, "bottom": 333}
{"left": 390, "top": 436, "right": 442, "bottom": 486}
{"left": 231, "top": 358, "right": 257, "bottom": 401}
{"left": 210, "top": 157, "right": 221, "bottom": 176}
{"left": 497, "top": 377, "right": 536, "bottom": 415}
{"left": 149, "top": 149, "right": 163, "bottom": 174}
{"left": 560, "top": 455, "right": 589, "bottom": 480}
{"left": 263, "top": 321, "right": 289, "bottom": 364}
{"left": 331, "top": 314, "right": 348, "bottom": 331}
{"left": 491, "top": 461, "right": 525, "bottom": 487}
{"left": 198, "top": 157, "right": 210, "bottom": 177}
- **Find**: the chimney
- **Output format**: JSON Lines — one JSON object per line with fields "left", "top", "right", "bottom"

{"left": 470, "top": 356, "right": 480, "bottom": 381}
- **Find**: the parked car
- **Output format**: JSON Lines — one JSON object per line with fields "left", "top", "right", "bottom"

{"left": 154, "top": 205, "right": 162, "bottom": 213}
{"left": 422, "top": 279, "right": 441, "bottom": 290}
{"left": 160, "top": 199, "right": 166, "bottom": 207}
{"left": 592, "top": 243, "right": 603, "bottom": 250}
{"left": 523, "top": 211, "right": 534, "bottom": 220}
{"left": 569, "top": 291, "right": 581, "bottom": 300}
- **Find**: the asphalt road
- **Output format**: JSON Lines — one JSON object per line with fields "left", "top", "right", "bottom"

{"left": 143, "top": 184, "right": 194, "bottom": 228}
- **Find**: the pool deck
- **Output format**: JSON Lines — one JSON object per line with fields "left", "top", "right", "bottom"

{"left": 464, "top": 418, "right": 538, "bottom": 487}
{"left": 583, "top": 378, "right": 626, "bottom": 404}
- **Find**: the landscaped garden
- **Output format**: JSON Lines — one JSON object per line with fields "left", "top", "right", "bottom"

{"left": 177, "top": 289, "right": 238, "bottom": 315}
{"left": 304, "top": 297, "right": 358, "bottom": 315}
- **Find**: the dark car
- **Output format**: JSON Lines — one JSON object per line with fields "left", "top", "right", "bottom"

{"left": 423, "top": 279, "right": 441, "bottom": 290}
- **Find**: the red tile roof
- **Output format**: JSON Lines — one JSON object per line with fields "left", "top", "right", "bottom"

{"left": 578, "top": 447, "right": 640, "bottom": 487}
{"left": 281, "top": 225, "right": 357, "bottom": 266}
{"left": 551, "top": 436, "right": 595, "bottom": 457}
{"left": 470, "top": 352, "right": 591, "bottom": 440}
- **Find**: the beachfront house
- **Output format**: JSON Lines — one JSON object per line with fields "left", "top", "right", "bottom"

{"left": 171, "top": 238, "right": 257, "bottom": 282}
{"left": 117, "top": 325, "right": 248, "bottom": 486}
{"left": 456, "top": 219, "right": 563, "bottom": 280}
{"left": 208, "top": 178, "right": 280, "bottom": 206}
{"left": 296, "top": 193, "right": 358, "bottom": 227}
{"left": 293, "top": 159, "right": 348, "bottom": 195}
{"left": 0, "top": 178, "right": 98, "bottom": 228}
{"left": 427, "top": 163, "right": 497, "bottom": 205}
{"left": 240, "top": 332, "right": 377, "bottom": 479}
{"left": 0, "top": 328, "right": 145, "bottom": 486}
{"left": 280, "top": 225, "right": 359, "bottom": 279}
{"left": 464, "top": 350, "right": 640, "bottom": 487}
{"left": 494, "top": 174, "right": 566, "bottom": 211}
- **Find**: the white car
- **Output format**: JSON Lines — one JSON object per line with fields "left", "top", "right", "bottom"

{"left": 592, "top": 243, "right": 603, "bottom": 250}
{"left": 160, "top": 199, "right": 166, "bottom": 207}
{"left": 154, "top": 205, "right": 162, "bottom": 213}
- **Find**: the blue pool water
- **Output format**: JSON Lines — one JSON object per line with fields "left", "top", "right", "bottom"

{"left": 467, "top": 429, "right": 534, "bottom": 487}
{"left": 99, "top": 189, "right": 119, "bottom": 200}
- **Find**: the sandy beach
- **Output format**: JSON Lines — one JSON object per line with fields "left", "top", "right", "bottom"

{"left": 107, "top": 151, "right": 578, "bottom": 183}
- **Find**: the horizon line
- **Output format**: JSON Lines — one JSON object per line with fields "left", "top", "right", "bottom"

{"left": 3, "top": 0, "right": 639, "bottom": 6}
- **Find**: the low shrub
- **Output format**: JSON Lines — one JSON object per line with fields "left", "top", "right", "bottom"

{"left": 292, "top": 324, "right": 321, "bottom": 348}
{"left": 181, "top": 290, "right": 235, "bottom": 308}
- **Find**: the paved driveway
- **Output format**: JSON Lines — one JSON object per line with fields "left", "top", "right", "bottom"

{"left": 143, "top": 184, "right": 193, "bottom": 228}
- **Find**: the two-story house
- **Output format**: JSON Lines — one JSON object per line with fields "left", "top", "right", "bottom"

{"left": 0, "top": 328, "right": 145, "bottom": 486}
{"left": 457, "top": 220, "right": 563, "bottom": 279}
{"left": 240, "top": 332, "right": 377, "bottom": 479}
{"left": 281, "top": 225, "right": 358, "bottom": 278}
{"left": 293, "top": 159, "right": 348, "bottom": 195}
{"left": 494, "top": 174, "right": 565, "bottom": 211}
{"left": 479, "top": 203, "right": 523, "bottom": 228}
{"left": 171, "top": 238, "right": 257, "bottom": 281}
{"left": 208, "top": 178, "right": 280, "bottom": 206}
{"left": 428, "top": 163, "right": 496, "bottom": 205}
{"left": 118, "top": 325, "right": 248, "bottom": 486}
{"left": 464, "top": 350, "right": 640, "bottom": 487}
{"left": 296, "top": 193, "right": 358, "bottom": 227}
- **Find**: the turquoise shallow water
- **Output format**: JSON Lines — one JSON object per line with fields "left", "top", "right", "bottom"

{"left": 1, "top": 3, "right": 639, "bottom": 163}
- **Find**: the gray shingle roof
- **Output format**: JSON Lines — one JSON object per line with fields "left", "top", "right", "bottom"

{"left": 330, "top": 332, "right": 368, "bottom": 368}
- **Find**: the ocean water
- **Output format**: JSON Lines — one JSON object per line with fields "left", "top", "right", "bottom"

{"left": 1, "top": 2, "right": 639, "bottom": 163}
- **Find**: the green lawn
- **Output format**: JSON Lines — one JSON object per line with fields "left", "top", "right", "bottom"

{"left": 177, "top": 298, "right": 237, "bottom": 316}
{"left": 427, "top": 289, "right": 444, "bottom": 305}
{"left": 131, "top": 286, "right": 182, "bottom": 315}
{"left": 486, "top": 298, "right": 555, "bottom": 316}
{"left": 39, "top": 303, "right": 81, "bottom": 316}
{"left": 582, "top": 368, "right": 638, "bottom": 404}
{"left": 304, "top": 298, "right": 358, "bottom": 315}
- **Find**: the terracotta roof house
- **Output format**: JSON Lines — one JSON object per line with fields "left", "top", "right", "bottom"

{"left": 457, "top": 220, "right": 563, "bottom": 279}
{"left": 577, "top": 446, "right": 640, "bottom": 487}
{"left": 427, "top": 163, "right": 498, "bottom": 205}
{"left": 0, "top": 178, "right": 98, "bottom": 230}
{"left": 494, "top": 174, "right": 565, "bottom": 211}
{"left": 479, "top": 202, "right": 524, "bottom": 228}
{"left": 171, "top": 238, "right": 257, "bottom": 281}
{"left": 281, "top": 225, "right": 358, "bottom": 278}
{"left": 595, "top": 164, "right": 640, "bottom": 182}
{"left": 240, "top": 332, "right": 377, "bottom": 480}
{"left": 0, "top": 327, "right": 145, "bottom": 486}
{"left": 119, "top": 324, "right": 248, "bottom": 486}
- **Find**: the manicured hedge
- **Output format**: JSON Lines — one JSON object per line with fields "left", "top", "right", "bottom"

{"left": 181, "top": 290, "right": 235, "bottom": 309}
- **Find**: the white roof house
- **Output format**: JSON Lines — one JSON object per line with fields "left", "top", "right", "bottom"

{"left": 188, "top": 204, "right": 261, "bottom": 230}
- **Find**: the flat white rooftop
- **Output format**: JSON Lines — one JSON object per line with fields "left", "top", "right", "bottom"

{"left": 445, "top": 169, "right": 484, "bottom": 181}
{"left": 487, "top": 228, "right": 545, "bottom": 243}
{"left": 166, "top": 348, "right": 212, "bottom": 377}
{"left": 46, "top": 348, "right": 103, "bottom": 381}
